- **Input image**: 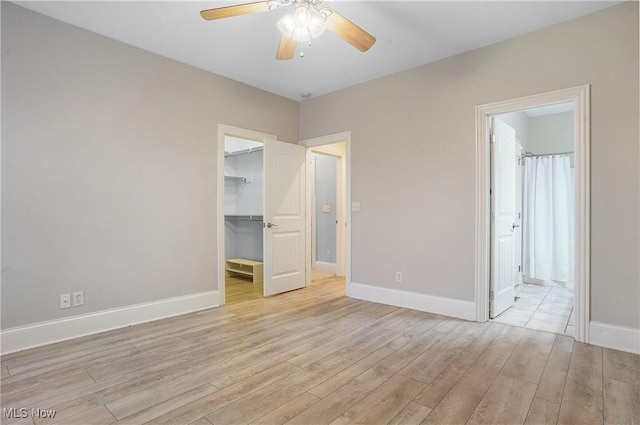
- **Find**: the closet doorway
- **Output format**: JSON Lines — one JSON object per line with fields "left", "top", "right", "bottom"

{"left": 475, "top": 85, "right": 591, "bottom": 343}
{"left": 490, "top": 105, "right": 575, "bottom": 336}
{"left": 217, "top": 125, "right": 307, "bottom": 305}
{"left": 223, "top": 136, "right": 265, "bottom": 304}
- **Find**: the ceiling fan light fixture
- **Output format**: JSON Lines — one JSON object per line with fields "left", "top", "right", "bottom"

{"left": 277, "top": 3, "right": 326, "bottom": 42}
{"left": 294, "top": 5, "right": 311, "bottom": 25}
{"left": 277, "top": 13, "right": 296, "bottom": 36}
{"left": 308, "top": 14, "right": 326, "bottom": 37}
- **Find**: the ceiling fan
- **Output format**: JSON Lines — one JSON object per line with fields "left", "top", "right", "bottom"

{"left": 200, "top": 0, "right": 376, "bottom": 60}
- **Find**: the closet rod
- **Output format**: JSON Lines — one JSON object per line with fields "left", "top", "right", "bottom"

{"left": 224, "top": 146, "right": 264, "bottom": 157}
{"left": 522, "top": 151, "right": 573, "bottom": 158}
{"left": 225, "top": 175, "right": 249, "bottom": 183}
{"left": 224, "top": 215, "right": 263, "bottom": 222}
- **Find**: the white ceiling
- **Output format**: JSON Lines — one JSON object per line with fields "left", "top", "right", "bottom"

{"left": 15, "top": 0, "right": 621, "bottom": 101}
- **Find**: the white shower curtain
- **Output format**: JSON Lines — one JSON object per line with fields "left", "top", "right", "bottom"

{"left": 522, "top": 154, "right": 574, "bottom": 282}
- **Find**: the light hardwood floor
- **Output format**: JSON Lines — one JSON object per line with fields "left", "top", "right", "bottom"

{"left": 225, "top": 275, "right": 264, "bottom": 305}
{"left": 1, "top": 277, "right": 638, "bottom": 425}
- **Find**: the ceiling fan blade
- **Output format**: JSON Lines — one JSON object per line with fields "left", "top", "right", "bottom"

{"left": 325, "top": 11, "right": 376, "bottom": 52}
{"left": 200, "top": 1, "right": 271, "bottom": 21}
{"left": 276, "top": 35, "right": 296, "bottom": 60}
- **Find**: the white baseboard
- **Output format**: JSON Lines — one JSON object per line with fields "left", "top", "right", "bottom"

{"left": 589, "top": 321, "right": 640, "bottom": 354}
{"left": 314, "top": 261, "right": 337, "bottom": 275}
{"left": 348, "top": 282, "right": 475, "bottom": 321}
{"left": 0, "top": 290, "right": 220, "bottom": 355}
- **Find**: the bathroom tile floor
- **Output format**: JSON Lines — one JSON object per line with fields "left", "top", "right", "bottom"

{"left": 492, "top": 283, "right": 574, "bottom": 336}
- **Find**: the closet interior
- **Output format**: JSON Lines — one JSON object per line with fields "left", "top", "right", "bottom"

{"left": 224, "top": 136, "right": 264, "bottom": 302}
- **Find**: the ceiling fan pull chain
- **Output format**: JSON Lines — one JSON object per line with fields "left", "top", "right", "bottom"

{"left": 300, "top": 39, "right": 312, "bottom": 57}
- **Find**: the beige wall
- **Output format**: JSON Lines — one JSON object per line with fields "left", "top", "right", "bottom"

{"left": 1, "top": 3, "right": 298, "bottom": 329}
{"left": 300, "top": 2, "right": 639, "bottom": 328}
{"left": 3, "top": 2, "right": 638, "bottom": 332}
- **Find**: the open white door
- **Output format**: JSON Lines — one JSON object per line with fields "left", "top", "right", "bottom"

{"left": 263, "top": 139, "right": 306, "bottom": 296}
{"left": 490, "top": 118, "right": 517, "bottom": 318}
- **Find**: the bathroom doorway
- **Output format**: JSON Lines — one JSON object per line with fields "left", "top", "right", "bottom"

{"left": 490, "top": 104, "right": 575, "bottom": 336}
{"left": 475, "top": 85, "right": 591, "bottom": 343}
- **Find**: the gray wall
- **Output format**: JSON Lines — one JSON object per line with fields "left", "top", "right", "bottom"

{"left": 1, "top": 3, "right": 298, "bottom": 329}
{"left": 314, "top": 154, "right": 337, "bottom": 264}
{"left": 299, "top": 3, "right": 639, "bottom": 329}
{"left": 224, "top": 150, "right": 264, "bottom": 262}
{"left": 528, "top": 112, "right": 574, "bottom": 154}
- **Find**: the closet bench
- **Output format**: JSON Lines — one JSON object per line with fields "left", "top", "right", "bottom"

{"left": 225, "top": 258, "right": 264, "bottom": 284}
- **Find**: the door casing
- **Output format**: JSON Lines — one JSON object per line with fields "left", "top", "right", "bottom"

{"left": 475, "top": 85, "right": 590, "bottom": 343}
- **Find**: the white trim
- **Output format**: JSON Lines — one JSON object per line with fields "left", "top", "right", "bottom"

{"left": 300, "top": 132, "right": 351, "bottom": 287}
{"left": 217, "top": 124, "right": 276, "bottom": 305}
{"left": 313, "top": 261, "right": 338, "bottom": 275}
{"left": 475, "top": 85, "right": 590, "bottom": 343}
{"left": 589, "top": 321, "right": 640, "bottom": 355}
{"left": 350, "top": 282, "right": 475, "bottom": 321}
{"left": 309, "top": 154, "right": 317, "bottom": 273}
{"left": 300, "top": 132, "right": 351, "bottom": 149}
{"left": 0, "top": 291, "right": 219, "bottom": 355}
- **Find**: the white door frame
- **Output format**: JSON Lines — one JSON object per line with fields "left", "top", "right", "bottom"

{"left": 300, "top": 132, "right": 351, "bottom": 288}
{"left": 217, "top": 124, "right": 276, "bottom": 306}
{"left": 475, "top": 85, "right": 590, "bottom": 343}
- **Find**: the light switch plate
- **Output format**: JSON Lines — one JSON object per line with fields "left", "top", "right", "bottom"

{"left": 323, "top": 205, "right": 331, "bottom": 213}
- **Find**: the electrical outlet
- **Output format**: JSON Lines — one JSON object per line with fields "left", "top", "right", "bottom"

{"left": 73, "top": 291, "right": 84, "bottom": 307}
{"left": 326, "top": 250, "right": 331, "bottom": 259}
{"left": 395, "top": 272, "right": 403, "bottom": 283}
{"left": 351, "top": 202, "right": 361, "bottom": 212}
{"left": 60, "top": 294, "right": 71, "bottom": 309}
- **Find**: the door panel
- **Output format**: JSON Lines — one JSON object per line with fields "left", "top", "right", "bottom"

{"left": 264, "top": 139, "right": 306, "bottom": 296}
{"left": 490, "top": 118, "right": 517, "bottom": 318}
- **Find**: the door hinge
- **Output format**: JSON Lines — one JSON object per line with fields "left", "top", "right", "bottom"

{"left": 491, "top": 212, "right": 495, "bottom": 223}
{"left": 490, "top": 133, "right": 496, "bottom": 144}
{"left": 489, "top": 290, "right": 495, "bottom": 301}
{"left": 518, "top": 265, "right": 521, "bottom": 272}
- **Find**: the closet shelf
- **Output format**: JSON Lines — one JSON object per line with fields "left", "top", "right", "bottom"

{"left": 225, "top": 258, "right": 263, "bottom": 284}
{"left": 224, "top": 146, "right": 264, "bottom": 158}
{"left": 224, "top": 215, "right": 263, "bottom": 222}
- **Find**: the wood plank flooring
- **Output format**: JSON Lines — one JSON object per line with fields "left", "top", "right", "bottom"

{"left": 225, "top": 276, "right": 263, "bottom": 305}
{"left": 2, "top": 276, "right": 639, "bottom": 425}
